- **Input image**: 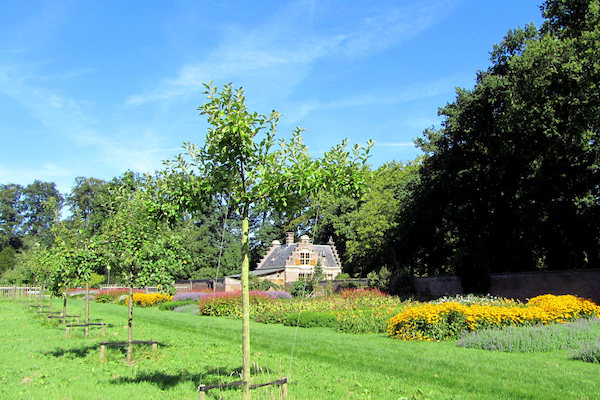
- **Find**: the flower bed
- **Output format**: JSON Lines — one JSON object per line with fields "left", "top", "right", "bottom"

{"left": 128, "top": 292, "right": 173, "bottom": 307}
{"left": 197, "top": 288, "right": 407, "bottom": 333}
{"left": 387, "top": 294, "right": 600, "bottom": 341}
{"left": 94, "top": 288, "right": 144, "bottom": 303}
{"left": 172, "top": 292, "right": 210, "bottom": 302}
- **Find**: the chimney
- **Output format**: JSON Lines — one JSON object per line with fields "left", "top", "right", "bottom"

{"left": 286, "top": 232, "right": 295, "bottom": 246}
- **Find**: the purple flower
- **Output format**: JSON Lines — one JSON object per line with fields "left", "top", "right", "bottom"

{"left": 264, "top": 291, "right": 292, "bottom": 300}
{"left": 172, "top": 292, "right": 210, "bottom": 301}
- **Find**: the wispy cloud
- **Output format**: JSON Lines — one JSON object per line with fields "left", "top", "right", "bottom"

{"left": 126, "top": 0, "right": 459, "bottom": 107}
{"left": 376, "top": 141, "right": 415, "bottom": 147}
{"left": 0, "top": 163, "right": 72, "bottom": 194}
{"left": 283, "top": 74, "right": 460, "bottom": 122}
{"left": 0, "top": 64, "right": 182, "bottom": 185}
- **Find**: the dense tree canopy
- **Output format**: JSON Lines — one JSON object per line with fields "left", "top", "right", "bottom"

{"left": 409, "top": 0, "right": 600, "bottom": 291}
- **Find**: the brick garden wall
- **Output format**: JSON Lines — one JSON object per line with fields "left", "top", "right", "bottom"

{"left": 412, "top": 269, "right": 600, "bottom": 303}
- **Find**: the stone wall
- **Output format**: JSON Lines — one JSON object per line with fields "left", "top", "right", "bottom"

{"left": 412, "top": 269, "right": 600, "bottom": 303}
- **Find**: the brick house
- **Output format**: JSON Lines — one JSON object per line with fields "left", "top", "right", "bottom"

{"left": 250, "top": 232, "right": 342, "bottom": 285}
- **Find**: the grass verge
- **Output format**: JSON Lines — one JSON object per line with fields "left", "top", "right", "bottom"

{"left": 1, "top": 298, "right": 599, "bottom": 399}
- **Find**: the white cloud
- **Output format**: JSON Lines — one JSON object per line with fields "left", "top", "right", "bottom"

{"left": 376, "top": 141, "right": 415, "bottom": 147}
{"left": 126, "top": 0, "right": 460, "bottom": 107}
{"left": 0, "top": 163, "right": 72, "bottom": 194}
{"left": 283, "top": 74, "right": 460, "bottom": 122}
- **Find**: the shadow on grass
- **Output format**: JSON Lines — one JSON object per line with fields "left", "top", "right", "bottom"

{"left": 45, "top": 343, "right": 100, "bottom": 358}
{"left": 111, "top": 365, "right": 271, "bottom": 391}
{"left": 46, "top": 340, "right": 169, "bottom": 359}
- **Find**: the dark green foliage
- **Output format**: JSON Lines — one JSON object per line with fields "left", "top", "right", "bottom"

{"left": 408, "top": 0, "right": 600, "bottom": 285}
{"left": 367, "top": 266, "right": 392, "bottom": 292}
{"left": 335, "top": 280, "right": 364, "bottom": 291}
{"left": 290, "top": 278, "right": 313, "bottom": 297}
{"left": 66, "top": 177, "right": 111, "bottom": 236}
{"left": 314, "top": 161, "right": 420, "bottom": 277}
{"left": 282, "top": 311, "right": 338, "bottom": 329}
{"left": 0, "top": 184, "right": 24, "bottom": 240}
{"left": 0, "top": 246, "right": 17, "bottom": 274}
{"left": 20, "top": 181, "right": 63, "bottom": 245}
{"left": 158, "top": 299, "right": 197, "bottom": 311}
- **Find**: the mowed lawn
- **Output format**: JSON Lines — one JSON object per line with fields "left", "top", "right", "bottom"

{"left": 0, "top": 298, "right": 598, "bottom": 400}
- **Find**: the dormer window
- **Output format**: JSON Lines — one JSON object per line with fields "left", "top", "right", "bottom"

{"left": 299, "top": 251, "right": 311, "bottom": 265}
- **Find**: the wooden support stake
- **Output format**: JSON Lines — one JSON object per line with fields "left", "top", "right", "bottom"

{"left": 151, "top": 341, "right": 157, "bottom": 355}
{"left": 281, "top": 377, "right": 288, "bottom": 400}
{"left": 100, "top": 344, "right": 107, "bottom": 363}
{"left": 198, "top": 385, "right": 206, "bottom": 400}
{"left": 65, "top": 326, "right": 70, "bottom": 337}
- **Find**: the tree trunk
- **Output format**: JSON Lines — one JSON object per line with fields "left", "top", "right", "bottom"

{"left": 85, "top": 282, "right": 90, "bottom": 338}
{"left": 39, "top": 284, "right": 44, "bottom": 308}
{"left": 241, "top": 212, "right": 251, "bottom": 400}
{"left": 127, "top": 283, "right": 134, "bottom": 363}
{"left": 62, "top": 292, "right": 67, "bottom": 325}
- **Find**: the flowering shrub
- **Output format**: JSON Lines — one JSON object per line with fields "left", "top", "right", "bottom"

{"left": 571, "top": 338, "right": 600, "bottom": 363}
{"left": 198, "top": 291, "right": 274, "bottom": 318}
{"left": 196, "top": 288, "right": 407, "bottom": 333}
{"left": 430, "top": 294, "right": 520, "bottom": 307}
{"left": 387, "top": 294, "right": 600, "bottom": 341}
{"left": 127, "top": 292, "right": 173, "bottom": 307}
{"left": 95, "top": 288, "right": 143, "bottom": 303}
{"left": 264, "top": 291, "right": 293, "bottom": 300}
{"left": 458, "top": 318, "right": 600, "bottom": 352}
{"left": 172, "top": 292, "right": 209, "bottom": 302}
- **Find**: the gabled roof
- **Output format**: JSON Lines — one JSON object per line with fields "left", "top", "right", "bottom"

{"left": 256, "top": 244, "right": 297, "bottom": 270}
{"left": 256, "top": 242, "right": 340, "bottom": 269}
{"left": 312, "top": 244, "right": 339, "bottom": 267}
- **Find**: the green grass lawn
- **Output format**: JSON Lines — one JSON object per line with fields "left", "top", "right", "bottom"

{"left": 1, "top": 298, "right": 598, "bottom": 400}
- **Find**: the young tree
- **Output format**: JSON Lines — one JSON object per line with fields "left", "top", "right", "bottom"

{"left": 99, "top": 185, "right": 187, "bottom": 362}
{"left": 166, "top": 82, "right": 371, "bottom": 398}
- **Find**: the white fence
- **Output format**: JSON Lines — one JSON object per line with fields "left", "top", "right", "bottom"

{"left": 0, "top": 286, "right": 41, "bottom": 298}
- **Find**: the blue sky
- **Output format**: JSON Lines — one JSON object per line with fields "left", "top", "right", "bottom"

{"left": 0, "top": 0, "right": 544, "bottom": 195}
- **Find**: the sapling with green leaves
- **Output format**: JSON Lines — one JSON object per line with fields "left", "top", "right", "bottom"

{"left": 165, "top": 82, "right": 372, "bottom": 399}
{"left": 98, "top": 185, "right": 187, "bottom": 362}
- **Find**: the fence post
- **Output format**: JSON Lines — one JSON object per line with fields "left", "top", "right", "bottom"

{"left": 198, "top": 385, "right": 206, "bottom": 400}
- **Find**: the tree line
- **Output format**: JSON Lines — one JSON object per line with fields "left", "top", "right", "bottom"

{"left": 1, "top": 0, "right": 599, "bottom": 295}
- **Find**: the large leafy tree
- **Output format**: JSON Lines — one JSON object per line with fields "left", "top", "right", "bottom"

{"left": 0, "top": 184, "right": 24, "bottom": 248}
{"left": 66, "top": 177, "right": 111, "bottom": 236}
{"left": 166, "top": 83, "right": 371, "bottom": 398}
{"left": 410, "top": 0, "right": 600, "bottom": 291}
{"left": 312, "top": 161, "right": 420, "bottom": 279}
{"left": 20, "top": 180, "right": 63, "bottom": 245}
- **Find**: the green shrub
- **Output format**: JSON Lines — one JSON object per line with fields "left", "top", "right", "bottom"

{"left": 89, "top": 273, "right": 105, "bottom": 288}
{"left": 283, "top": 311, "right": 338, "bottom": 329}
{"left": 198, "top": 291, "right": 273, "bottom": 318}
{"left": 290, "top": 279, "right": 313, "bottom": 297}
{"left": 336, "top": 280, "right": 364, "bottom": 291}
{"left": 159, "top": 299, "right": 197, "bottom": 311}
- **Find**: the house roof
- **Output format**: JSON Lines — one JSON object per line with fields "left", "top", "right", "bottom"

{"left": 230, "top": 267, "right": 285, "bottom": 279}
{"left": 257, "top": 243, "right": 340, "bottom": 269}
{"left": 256, "top": 244, "right": 297, "bottom": 270}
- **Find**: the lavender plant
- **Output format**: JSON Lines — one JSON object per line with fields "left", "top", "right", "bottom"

{"left": 458, "top": 318, "right": 600, "bottom": 352}
{"left": 571, "top": 339, "right": 600, "bottom": 363}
